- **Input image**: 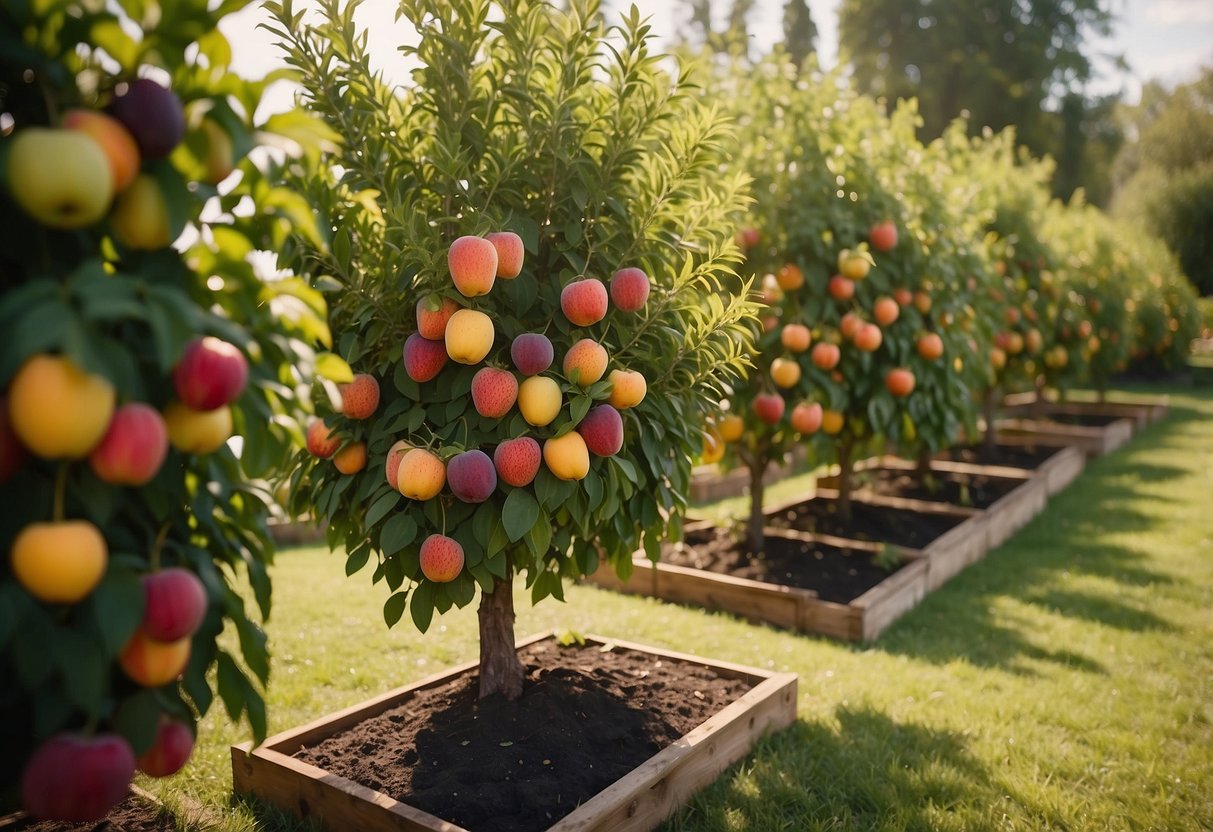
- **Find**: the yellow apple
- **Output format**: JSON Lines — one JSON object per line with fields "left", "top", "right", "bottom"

{"left": 543, "top": 432, "right": 589, "bottom": 480}
{"left": 445, "top": 309, "right": 495, "bottom": 364}
{"left": 163, "top": 402, "right": 232, "bottom": 454}
{"left": 110, "top": 173, "right": 171, "bottom": 250}
{"left": 6, "top": 128, "right": 114, "bottom": 229}
{"left": 518, "top": 376, "right": 562, "bottom": 427}
{"left": 8, "top": 354, "right": 115, "bottom": 459}
{"left": 607, "top": 369, "right": 647, "bottom": 409}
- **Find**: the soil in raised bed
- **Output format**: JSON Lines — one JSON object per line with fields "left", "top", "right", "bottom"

{"left": 292, "top": 639, "right": 750, "bottom": 832}
{"left": 845, "top": 467, "right": 1023, "bottom": 510}
{"left": 764, "top": 495, "right": 965, "bottom": 549}
{"left": 9, "top": 795, "right": 178, "bottom": 832}
{"left": 939, "top": 443, "right": 1061, "bottom": 470}
{"left": 668, "top": 525, "right": 906, "bottom": 603}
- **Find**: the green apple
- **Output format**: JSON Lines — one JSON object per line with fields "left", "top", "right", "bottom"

{"left": 6, "top": 128, "right": 114, "bottom": 229}
{"left": 109, "top": 173, "right": 170, "bottom": 250}
{"left": 200, "top": 119, "right": 235, "bottom": 185}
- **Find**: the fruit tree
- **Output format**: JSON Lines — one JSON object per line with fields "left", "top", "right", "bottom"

{"left": 0, "top": 1, "right": 333, "bottom": 820}
{"left": 273, "top": 0, "right": 756, "bottom": 700}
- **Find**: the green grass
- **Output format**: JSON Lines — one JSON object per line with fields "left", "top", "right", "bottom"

{"left": 140, "top": 386, "right": 1213, "bottom": 831}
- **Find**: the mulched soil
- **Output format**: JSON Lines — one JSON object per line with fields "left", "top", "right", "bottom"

{"left": 937, "top": 443, "right": 1062, "bottom": 469}
{"left": 292, "top": 638, "right": 751, "bottom": 832}
{"left": 665, "top": 525, "right": 907, "bottom": 603}
{"left": 836, "top": 467, "right": 1024, "bottom": 510}
{"left": 763, "top": 494, "right": 966, "bottom": 550}
{"left": 8, "top": 795, "right": 177, "bottom": 832}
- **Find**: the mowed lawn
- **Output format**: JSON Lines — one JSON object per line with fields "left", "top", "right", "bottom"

{"left": 142, "top": 385, "right": 1213, "bottom": 831}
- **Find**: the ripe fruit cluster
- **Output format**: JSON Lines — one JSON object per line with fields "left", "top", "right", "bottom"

{"left": 307, "top": 234, "right": 652, "bottom": 586}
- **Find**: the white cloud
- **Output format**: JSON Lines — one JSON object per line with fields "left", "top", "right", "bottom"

{"left": 1143, "top": 0, "right": 1213, "bottom": 26}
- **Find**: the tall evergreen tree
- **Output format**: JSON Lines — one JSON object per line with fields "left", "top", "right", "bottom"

{"left": 782, "top": 0, "right": 817, "bottom": 69}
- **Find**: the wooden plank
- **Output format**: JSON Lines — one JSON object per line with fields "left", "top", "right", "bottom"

{"left": 550, "top": 671, "right": 798, "bottom": 831}
{"left": 996, "top": 415, "right": 1135, "bottom": 459}
{"left": 1034, "top": 444, "right": 1085, "bottom": 496}
{"left": 921, "top": 513, "right": 989, "bottom": 592}
{"left": 856, "top": 559, "right": 930, "bottom": 641}
{"left": 801, "top": 598, "right": 862, "bottom": 641}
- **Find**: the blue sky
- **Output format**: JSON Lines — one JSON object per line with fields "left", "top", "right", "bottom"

{"left": 223, "top": 0, "right": 1213, "bottom": 110}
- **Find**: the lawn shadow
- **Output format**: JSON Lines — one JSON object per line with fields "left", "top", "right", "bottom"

{"left": 664, "top": 706, "right": 1062, "bottom": 831}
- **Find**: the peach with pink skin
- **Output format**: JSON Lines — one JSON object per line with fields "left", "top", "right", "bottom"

{"left": 137, "top": 718, "right": 194, "bottom": 778}
{"left": 172, "top": 337, "right": 248, "bottom": 411}
{"left": 560, "top": 278, "right": 608, "bottom": 326}
{"left": 753, "top": 393, "right": 785, "bottom": 425}
{"left": 403, "top": 332, "right": 449, "bottom": 383}
{"left": 416, "top": 297, "right": 461, "bottom": 340}
{"left": 385, "top": 439, "right": 412, "bottom": 487}
{"left": 446, "top": 449, "right": 497, "bottom": 503}
{"left": 420, "top": 534, "right": 464, "bottom": 582}
{"left": 494, "top": 437, "right": 542, "bottom": 487}
{"left": 577, "top": 404, "right": 623, "bottom": 456}
{"left": 21, "top": 733, "right": 136, "bottom": 822}
{"left": 448, "top": 236, "right": 498, "bottom": 297}
{"left": 339, "top": 374, "right": 380, "bottom": 419}
{"left": 141, "top": 567, "right": 208, "bottom": 642}
{"left": 609, "top": 267, "right": 650, "bottom": 312}
{"left": 486, "top": 231, "right": 524, "bottom": 278}
{"left": 306, "top": 419, "right": 339, "bottom": 458}
{"left": 88, "top": 402, "right": 168, "bottom": 486}
{"left": 471, "top": 367, "right": 519, "bottom": 418}
{"left": 563, "top": 339, "right": 609, "bottom": 387}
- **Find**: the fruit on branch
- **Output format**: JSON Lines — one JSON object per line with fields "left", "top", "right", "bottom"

{"left": 5, "top": 128, "right": 113, "bottom": 229}
{"left": 445, "top": 309, "right": 495, "bottom": 364}
{"left": 448, "top": 236, "right": 498, "bottom": 297}
{"left": 447, "top": 449, "right": 497, "bottom": 503}
{"left": 141, "top": 567, "right": 208, "bottom": 642}
{"left": 11, "top": 520, "right": 108, "bottom": 604}
{"left": 609, "top": 267, "right": 650, "bottom": 312}
{"left": 419, "top": 534, "right": 464, "bottom": 582}
{"left": 199, "top": 118, "right": 235, "bottom": 185}
{"left": 385, "top": 439, "right": 412, "bottom": 486}
{"left": 118, "top": 629, "right": 190, "bottom": 687}
{"left": 339, "top": 374, "right": 380, "bottom": 419}
{"left": 20, "top": 733, "right": 136, "bottom": 822}
{"left": 810, "top": 342, "right": 840, "bottom": 370}
{"left": 840, "top": 312, "right": 864, "bottom": 341}
{"left": 780, "top": 324, "right": 811, "bottom": 352}
{"left": 753, "top": 393, "right": 785, "bottom": 425}
{"left": 606, "top": 369, "right": 646, "bottom": 409}
{"left": 821, "top": 409, "right": 844, "bottom": 434}
{"left": 486, "top": 231, "right": 524, "bottom": 279}
{"left": 828, "top": 274, "right": 855, "bottom": 301}
{"left": 89, "top": 402, "right": 169, "bottom": 486}
{"left": 837, "top": 249, "right": 871, "bottom": 280}
{"left": 107, "top": 78, "right": 184, "bottom": 159}
{"left": 854, "top": 323, "right": 882, "bottom": 352}
{"left": 543, "top": 431, "right": 590, "bottom": 481}
{"left": 873, "top": 296, "right": 899, "bottom": 326}
{"left": 396, "top": 448, "right": 445, "bottom": 500}
{"left": 8, "top": 355, "right": 115, "bottom": 459}
{"left": 885, "top": 368, "right": 916, "bottom": 397}
{"left": 700, "top": 428, "right": 724, "bottom": 464}
{"left": 306, "top": 419, "right": 340, "bottom": 458}
{"left": 109, "top": 173, "right": 172, "bottom": 250}
{"left": 770, "top": 357, "right": 801, "bottom": 388}
{"left": 163, "top": 402, "right": 232, "bottom": 454}
{"left": 913, "top": 291, "right": 932, "bottom": 314}
{"left": 791, "top": 401, "right": 823, "bottom": 434}
{"left": 916, "top": 332, "right": 944, "bottom": 360}
{"left": 493, "top": 437, "right": 541, "bottom": 487}
{"left": 173, "top": 337, "right": 249, "bottom": 411}
{"left": 62, "top": 109, "right": 140, "bottom": 192}
{"left": 577, "top": 404, "right": 623, "bottom": 457}
{"left": 869, "top": 221, "right": 898, "bottom": 252}
{"left": 518, "top": 376, "right": 562, "bottom": 426}
{"left": 136, "top": 717, "right": 195, "bottom": 778}
{"left": 404, "top": 333, "right": 449, "bottom": 382}
{"left": 718, "top": 413, "right": 744, "bottom": 442}
{"left": 471, "top": 367, "right": 519, "bottom": 419}
{"left": 562, "top": 339, "right": 608, "bottom": 387}
{"left": 776, "top": 263, "right": 804, "bottom": 291}
{"left": 333, "top": 441, "right": 367, "bottom": 474}
{"left": 735, "top": 226, "right": 760, "bottom": 248}
{"left": 510, "top": 333, "right": 554, "bottom": 376}
{"left": 416, "top": 296, "right": 461, "bottom": 339}
{"left": 560, "top": 278, "right": 608, "bottom": 327}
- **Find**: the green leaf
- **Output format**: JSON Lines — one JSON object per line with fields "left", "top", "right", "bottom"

{"left": 112, "top": 690, "right": 163, "bottom": 757}
{"left": 502, "top": 488, "right": 540, "bottom": 543}
{"left": 383, "top": 591, "right": 409, "bottom": 627}
{"left": 346, "top": 547, "right": 371, "bottom": 576}
{"left": 315, "top": 352, "right": 355, "bottom": 382}
{"left": 365, "top": 489, "right": 401, "bottom": 528}
{"left": 410, "top": 581, "right": 436, "bottom": 632}
{"left": 380, "top": 512, "right": 418, "bottom": 555}
{"left": 84, "top": 569, "right": 144, "bottom": 655}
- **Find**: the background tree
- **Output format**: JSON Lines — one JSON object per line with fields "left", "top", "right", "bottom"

{"left": 273, "top": 0, "right": 756, "bottom": 701}
{"left": 782, "top": 0, "right": 817, "bottom": 70}
{"left": 1111, "top": 67, "right": 1213, "bottom": 295}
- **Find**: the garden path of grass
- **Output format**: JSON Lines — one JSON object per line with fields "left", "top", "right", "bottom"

{"left": 144, "top": 385, "right": 1213, "bottom": 831}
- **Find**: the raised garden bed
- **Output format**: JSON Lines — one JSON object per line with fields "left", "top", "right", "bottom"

{"left": 688, "top": 446, "right": 807, "bottom": 503}
{"left": 816, "top": 456, "right": 1048, "bottom": 552}
{"left": 232, "top": 632, "right": 796, "bottom": 832}
{"left": 994, "top": 412, "right": 1134, "bottom": 459}
{"left": 589, "top": 526, "right": 927, "bottom": 642}
{"left": 1002, "top": 391, "right": 1169, "bottom": 431}
{"left": 935, "top": 443, "right": 1085, "bottom": 497}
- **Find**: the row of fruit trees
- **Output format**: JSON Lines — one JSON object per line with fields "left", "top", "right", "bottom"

{"left": 0, "top": 0, "right": 1201, "bottom": 821}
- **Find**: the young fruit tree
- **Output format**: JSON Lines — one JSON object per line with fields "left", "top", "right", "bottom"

{"left": 272, "top": 0, "right": 756, "bottom": 700}
{"left": 0, "top": 1, "right": 334, "bottom": 820}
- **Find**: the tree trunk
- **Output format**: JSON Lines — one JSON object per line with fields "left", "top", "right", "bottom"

{"left": 915, "top": 445, "right": 938, "bottom": 494}
{"left": 746, "top": 459, "right": 767, "bottom": 557}
{"left": 982, "top": 388, "right": 999, "bottom": 460}
{"left": 477, "top": 573, "right": 524, "bottom": 701}
{"left": 837, "top": 435, "right": 854, "bottom": 527}
{"left": 1029, "top": 378, "right": 1047, "bottom": 420}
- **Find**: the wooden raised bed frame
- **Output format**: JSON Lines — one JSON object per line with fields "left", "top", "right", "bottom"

{"left": 232, "top": 632, "right": 797, "bottom": 832}
{"left": 1002, "top": 391, "right": 1169, "bottom": 432}
{"left": 591, "top": 523, "right": 932, "bottom": 642}
{"left": 994, "top": 415, "right": 1133, "bottom": 459}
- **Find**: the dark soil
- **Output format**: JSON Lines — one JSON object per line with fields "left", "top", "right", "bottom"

{"left": 764, "top": 495, "right": 965, "bottom": 549}
{"left": 667, "top": 525, "right": 905, "bottom": 603}
{"left": 938, "top": 443, "right": 1061, "bottom": 470}
{"left": 10, "top": 795, "right": 176, "bottom": 832}
{"left": 292, "top": 639, "right": 751, "bottom": 832}
{"left": 836, "top": 467, "right": 1023, "bottom": 510}
{"left": 1035, "top": 412, "right": 1124, "bottom": 428}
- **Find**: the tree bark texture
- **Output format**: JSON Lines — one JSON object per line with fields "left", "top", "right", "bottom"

{"left": 477, "top": 573, "right": 524, "bottom": 701}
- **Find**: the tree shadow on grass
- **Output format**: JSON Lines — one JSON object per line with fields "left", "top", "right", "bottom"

{"left": 664, "top": 706, "right": 1060, "bottom": 832}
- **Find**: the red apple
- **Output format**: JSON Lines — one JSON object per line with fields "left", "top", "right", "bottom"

{"left": 107, "top": 78, "right": 185, "bottom": 159}
{"left": 403, "top": 332, "right": 449, "bottom": 382}
{"left": 339, "top": 373, "right": 380, "bottom": 419}
{"left": 735, "top": 227, "right": 760, "bottom": 248}
{"left": 510, "top": 333, "right": 554, "bottom": 376}
{"left": 416, "top": 296, "right": 461, "bottom": 340}
{"left": 137, "top": 717, "right": 195, "bottom": 778}
{"left": 21, "top": 733, "right": 135, "bottom": 821}
{"left": 172, "top": 337, "right": 248, "bottom": 411}
{"left": 753, "top": 393, "right": 785, "bottom": 425}
{"left": 493, "top": 437, "right": 542, "bottom": 487}
{"left": 790, "top": 402, "right": 823, "bottom": 434}
{"left": 869, "top": 220, "right": 898, "bottom": 252}
{"left": 560, "top": 278, "right": 608, "bottom": 326}
{"left": 486, "top": 231, "right": 524, "bottom": 278}
{"left": 610, "top": 267, "right": 650, "bottom": 312}
{"left": 577, "top": 404, "right": 624, "bottom": 456}
{"left": 471, "top": 367, "right": 519, "bottom": 418}
{"left": 142, "top": 567, "right": 208, "bottom": 642}
{"left": 446, "top": 449, "right": 497, "bottom": 503}
{"left": 827, "top": 274, "right": 855, "bottom": 301}
{"left": 88, "top": 402, "right": 168, "bottom": 486}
